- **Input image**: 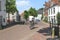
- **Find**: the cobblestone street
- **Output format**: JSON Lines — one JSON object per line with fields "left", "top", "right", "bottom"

{"left": 0, "top": 21, "right": 52, "bottom": 40}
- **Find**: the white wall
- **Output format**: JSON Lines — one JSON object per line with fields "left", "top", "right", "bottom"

{"left": 29, "top": 16, "right": 34, "bottom": 21}
{"left": 37, "top": 14, "right": 42, "bottom": 20}
{"left": 0, "top": 0, "right": 6, "bottom": 26}
{"left": 48, "top": 5, "right": 60, "bottom": 23}
{"left": 6, "top": 12, "right": 17, "bottom": 22}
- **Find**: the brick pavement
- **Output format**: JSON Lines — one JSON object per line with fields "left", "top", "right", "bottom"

{"left": 28, "top": 21, "right": 52, "bottom": 40}
{"left": 0, "top": 21, "right": 52, "bottom": 40}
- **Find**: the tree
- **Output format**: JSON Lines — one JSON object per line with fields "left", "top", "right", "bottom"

{"left": 23, "top": 7, "right": 37, "bottom": 22}
{"left": 57, "top": 12, "right": 60, "bottom": 25}
{"left": 6, "top": 0, "right": 17, "bottom": 23}
{"left": 28, "top": 7, "right": 37, "bottom": 17}
{"left": 6, "top": 0, "right": 17, "bottom": 13}
{"left": 24, "top": 10, "right": 29, "bottom": 21}
{"left": 43, "top": 16, "right": 48, "bottom": 22}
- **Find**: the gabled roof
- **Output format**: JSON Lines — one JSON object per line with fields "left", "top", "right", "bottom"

{"left": 44, "top": 1, "right": 51, "bottom": 9}
{"left": 37, "top": 8, "right": 44, "bottom": 14}
{"left": 44, "top": 0, "right": 60, "bottom": 9}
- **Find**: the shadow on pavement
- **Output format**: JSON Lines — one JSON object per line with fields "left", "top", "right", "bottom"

{"left": 37, "top": 27, "right": 51, "bottom": 36}
{"left": 2, "top": 22, "right": 25, "bottom": 29}
{"left": 31, "top": 27, "right": 38, "bottom": 30}
{"left": 37, "top": 27, "right": 53, "bottom": 40}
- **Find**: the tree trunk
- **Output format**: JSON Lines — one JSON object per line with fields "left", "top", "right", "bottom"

{"left": 8, "top": 13, "right": 10, "bottom": 24}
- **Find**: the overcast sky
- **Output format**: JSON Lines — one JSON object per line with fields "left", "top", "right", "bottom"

{"left": 16, "top": 0, "right": 48, "bottom": 14}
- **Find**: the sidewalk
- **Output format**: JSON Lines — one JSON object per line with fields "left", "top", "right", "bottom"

{"left": 28, "top": 21, "right": 60, "bottom": 40}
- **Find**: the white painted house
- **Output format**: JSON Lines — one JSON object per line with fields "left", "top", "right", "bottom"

{"left": 35, "top": 14, "right": 42, "bottom": 21}
{"left": 48, "top": 5, "right": 60, "bottom": 23}
{"left": 6, "top": 12, "right": 20, "bottom": 23}
{"left": 0, "top": 0, "right": 7, "bottom": 27}
{"left": 37, "top": 8, "right": 43, "bottom": 21}
{"left": 44, "top": 0, "right": 60, "bottom": 23}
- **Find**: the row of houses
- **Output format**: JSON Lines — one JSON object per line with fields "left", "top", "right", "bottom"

{"left": 0, "top": 0, "right": 20, "bottom": 29}
{"left": 20, "top": 9, "right": 43, "bottom": 22}
{"left": 44, "top": 0, "right": 60, "bottom": 23}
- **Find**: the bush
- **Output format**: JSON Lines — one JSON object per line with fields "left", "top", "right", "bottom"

{"left": 57, "top": 12, "right": 60, "bottom": 25}
{"left": 0, "top": 26, "right": 2, "bottom": 30}
{"left": 43, "top": 17, "right": 48, "bottom": 22}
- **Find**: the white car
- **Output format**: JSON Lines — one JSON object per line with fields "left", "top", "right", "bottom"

{"left": 34, "top": 18, "right": 40, "bottom": 24}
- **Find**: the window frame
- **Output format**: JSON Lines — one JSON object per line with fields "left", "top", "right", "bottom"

{"left": 53, "top": 8, "right": 55, "bottom": 14}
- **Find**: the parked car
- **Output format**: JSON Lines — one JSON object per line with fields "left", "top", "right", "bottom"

{"left": 34, "top": 18, "right": 40, "bottom": 24}
{"left": 20, "top": 19, "right": 25, "bottom": 24}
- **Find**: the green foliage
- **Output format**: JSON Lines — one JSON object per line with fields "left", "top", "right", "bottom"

{"left": 0, "top": 26, "right": 2, "bottom": 30}
{"left": 43, "top": 17, "right": 48, "bottom": 22}
{"left": 6, "top": 0, "right": 17, "bottom": 22}
{"left": 6, "top": 0, "right": 17, "bottom": 13}
{"left": 23, "top": 7, "right": 37, "bottom": 21}
{"left": 24, "top": 10, "right": 29, "bottom": 21}
{"left": 57, "top": 12, "right": 60, "bottom": 25}
{"left": 28, "top": 7, "right": 37, "bottom": 17}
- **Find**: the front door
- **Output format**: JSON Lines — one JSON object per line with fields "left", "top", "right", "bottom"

{"left": 0, "top": 16, "right": 2, "bottom": 29}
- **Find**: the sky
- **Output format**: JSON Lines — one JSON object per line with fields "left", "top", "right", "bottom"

{"left": 16, "top": 0, "right": 48, "bottom": 14}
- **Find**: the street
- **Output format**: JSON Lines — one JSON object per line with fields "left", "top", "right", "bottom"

{"left": 0, "top": 21, "right": 51, "bottom": 40}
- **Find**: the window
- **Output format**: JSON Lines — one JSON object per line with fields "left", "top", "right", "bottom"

{"left": 53, "top": 8, "right": 55, "bottom": 14}
{"left": 3, "top": 18, "right": 5, "bottom": 22}
{"left": 49, "top": 17, "right": 50, "bottom": 21}
{"left": 0, "top": 1, "right": 1, "bottom": 11}
{"left": 49, "top": 9, "right": 50, "bottom": 15}
{"left": 54, "top": 16, "right": 55, "bottom": 22}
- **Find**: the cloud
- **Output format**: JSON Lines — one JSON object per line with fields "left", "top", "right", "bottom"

{"left": 16, "top": 0, "right": 30, "bottom": 7}
{"left": 16, "top": 0, "right": 31, "bottom": 13}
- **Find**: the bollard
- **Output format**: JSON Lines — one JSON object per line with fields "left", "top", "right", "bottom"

{"left": 59, "top": 32, "right": 60, "bottom": 40}
{"left": 52, "top": 28, "right": 55, "bottom": 38}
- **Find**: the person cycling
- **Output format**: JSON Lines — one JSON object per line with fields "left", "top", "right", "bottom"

{"left": 30, "top": 18, "right": 35, "bottom": 30}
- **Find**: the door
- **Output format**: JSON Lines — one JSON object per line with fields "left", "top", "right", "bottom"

{"left": 0, "top": 16, "right": 2, "bottom": 29}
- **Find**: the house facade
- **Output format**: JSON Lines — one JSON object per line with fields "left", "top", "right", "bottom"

{"left": 6, "top": 12, "right": 20, "bottom": 23}
{"left": 0, "top": 0, "right": 7, "bottom": 27}
{"left": 44, "top": 0, "right": 60, "bottom": 23}
{"left": 37, "top": 8, "right": 43, "bottom": 21}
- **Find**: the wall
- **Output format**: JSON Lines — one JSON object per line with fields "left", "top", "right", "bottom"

{"left": 48, "top": 5, "right": 60, "bottom": 23}
{"left": 37, "top": 14, "right": 42, "bottom": 20}
{"left": 0, "top": 0, "right": 7, "bottom": 26}
{"left": 6, "top": 12, "right": 17, "bottom": 22}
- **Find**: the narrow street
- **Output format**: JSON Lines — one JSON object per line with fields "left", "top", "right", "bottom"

{"left": 0, "top": 21, "right": 51, "bottom": 40}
